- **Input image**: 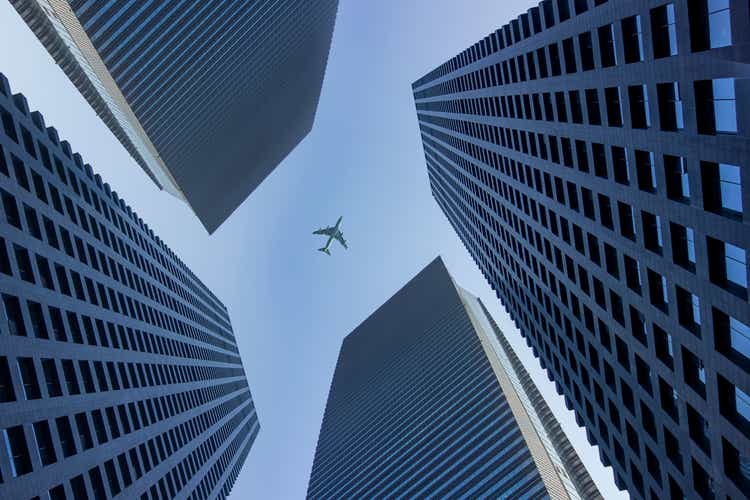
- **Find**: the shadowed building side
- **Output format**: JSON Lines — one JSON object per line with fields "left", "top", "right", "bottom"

{"left": 307, "top": 257, "right": 601, "bottom": 499}
{"left": 10, "top": 0, "right": 340, "bottom": 233}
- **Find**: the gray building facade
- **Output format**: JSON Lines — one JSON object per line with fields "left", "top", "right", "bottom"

{"left": 413, "top": 0, "right": 750, "bottom": 498}
{"left": 10, "top": 0, "right": 339, "bottom": 233}
{"left": 413, "top": 1, "right": 750, "bottom": 498}
{"left": 307, "top": 257, "right": 600, "bottom": 499}
{"left": 0, "top": 72, "right": 258, "bottom": 499}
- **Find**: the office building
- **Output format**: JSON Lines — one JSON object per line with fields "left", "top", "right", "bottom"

{"left": 307, "top": 257, "right": 601, "bottom": 499}
{"left": 10, "top": 0, "right": 339, "bottom": 233}
{"left": 0, "top": 73, "right": 258, "bottom": 499}
{"left": 413, "top": 0, "right": 750, "bottom": 497}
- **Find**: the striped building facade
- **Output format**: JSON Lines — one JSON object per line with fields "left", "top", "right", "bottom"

{"left": 307, "top": 257, "right": 600, "bottom": 499}
{"left": 413, "top": 0, "right": 750, "bottom": 497}
{"left": 10, "top": 0, "right": 339, "bottom": 232}
{"left": 0, "top": 73, "right": 258, "bottom": 499}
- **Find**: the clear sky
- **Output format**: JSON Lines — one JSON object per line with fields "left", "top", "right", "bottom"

{"left": 0, "top": 1, "right": 628, "bottom": 498}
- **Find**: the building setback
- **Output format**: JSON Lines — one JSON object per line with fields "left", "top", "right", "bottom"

{"left": 10, "top": 0, "right": 339, "bottom": 233}
{"left": 0, "top": 73, "right": 258, "bottom": 499}
{"left": 413, "top": 0, "right": 750, "bottom": 498}
{"left": 307, "top": 257, "right": 601, "bottom": 499}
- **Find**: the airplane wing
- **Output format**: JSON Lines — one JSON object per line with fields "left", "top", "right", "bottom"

{"left": 313, "top": 226, "right": 336, "bottom": 236}
{"left": 334, "top": 232, "right": 348, "bottom": 249}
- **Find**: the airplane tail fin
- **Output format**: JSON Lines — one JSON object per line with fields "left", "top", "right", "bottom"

{"left": 318, "top": 247, "right": 331, "bottom": 256}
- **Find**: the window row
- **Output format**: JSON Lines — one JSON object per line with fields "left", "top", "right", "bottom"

{"left": 0, "top": 351, "right": 245, "bottom": 405}
{"left": 415, "top": 0, "right": 733, "bottom": 98}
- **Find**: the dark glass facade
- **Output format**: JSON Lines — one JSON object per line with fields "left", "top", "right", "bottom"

{"left": 307, "top": 257, "right": 600, "bottom": 499}
{"left": 413, "top": 1, "right": 750, "bottom": 498}
{"left": 10, "top": 0, "right": 339, "bottom": 233}
{"left": 0, "top": 73, "right": 258, "bottom": 499}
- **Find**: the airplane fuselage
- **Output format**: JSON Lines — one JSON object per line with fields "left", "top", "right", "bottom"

{"left": 323, "top": 217, "right": 343, "bottom": 249}
{"left": 314, "top": 216, "right": 345, "bottom": 255}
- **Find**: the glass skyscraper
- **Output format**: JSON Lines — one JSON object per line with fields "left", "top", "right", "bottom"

{"left": 10, "top": 0, "right": 339, "bottom": 233}
{"left": 0, "top": 72, "right": 258, "bottom": 499}
{"left": 307, "top": 257, "right": 600, "bottom": 499}
{"left": 413, "top": 1, "right": 749, "bottom": 497}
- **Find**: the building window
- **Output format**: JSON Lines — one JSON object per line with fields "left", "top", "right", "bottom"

{"left": 1, "top": 189, "right": 21, "bottom": 228}
{"left": 578, "top": 32, "right": 595, "bottom": 71}
{"left": 41, "top": 359, "right": 62, "bottom": 397}
{"left": 55, "top": 416, "right": 77, "bottom": 458}
{"left": 635, "top": 150, "right": 657, "bottom": 192}
{"left": 725, "top": 242, "right": 748, "bottom": 290}
{"left": 32, "top": 420, "right": 57, "bottom": 466}
{"left": 27, "top": 301, "right": 48, "bottom": 339}
{"left": 676, "top": 287, "right": 702, "bottom": 335}
{"left": 722, "top": 438, "right": 750, "bottom": 491}
{"left": 630, "top": 306, "right": 647, "bottom": 344}
{"left": 659, "top": 377, "right": 680, "bottom": 421}
{"left": 0, "top": 357, "right": 15, "bottom": 402}
{"left": 628, "top": 84, "right": 651, "bottom": 129}
{"left": 642, "top": 211, "right": 663, "bottom": 254}
{"left": 664, "top": 155, "right": 690, "bottom": 201}
{"left": 692, "top": 459, "right": 715, "bottom": 497}
{"left": 585, "top": 89, "right": 602, "bottom": 125}
{"left": 61, "top": 360, "right": 80, "bottom": 396}
{"left": 555, "top": 91, "right": 568, "bottom": 122}
{"left": 701, "top": 161, "right": 742, "bottom": 218}
{"left": 737, "top": 386, "right": 750, "bottom": 422}
{"left": 712, "top": 78, "right": 737, "bottom": 133}
{"left": 695, "top": 78, "right": 738, "bottom": 134}
{"left": 651, "top": 3, "right": 678, "bottom": 58}
{"left": 611, "top": 146, "right": 629, "bottom": 184}
{"left": 657, "top": 82, "right": 684, "bottom": 131}
{"left": 635, "top": 354, "right": 654, "bottom": 394}
{"left": 624, "top": 255, "right": 642, "bottom": 293}
{"left": 728, "top": 315, "right": 750, "bottom": 362}
{"left": 618, "top": 201, "right": 637, "bottom": 240}
{"left": 622, "top": 15, "right": 644, "bottom": 63}
{"left": 549, "top": 43, "right": 562, "bottom": 76}
{"left": 708, "top": 237, "right": 748, "bottom": 298}
{"left": 75, "top": 413, "right": 94, "bottom": 450}
{"left": 654, "top": 324, "right": 674, "bottom": 368}
{"left": 49, "top": 485, "right": 66, "bottom": 500}
{"left": 4, "top": 425, "right": 32, "bottom": 477}
{"left": 670, "top": 223, "right": 696, "bottom": 272}
{"left": 17, "top": 357, "right": 41, "bottom": 400}
{"left": 689, "top": 0, "right": 732, "bottom": 51}
{"left": 648, "top": 269, "right": 669, "bottom": 312}
{"left": 598, "top": 23, "right": 618, "bottom": 67}
{"left": 13, "top": 245, "right": 34, "bottom": 283}
{"left": 605, "top": 87, "right": 623, "bottom": 126}
{"left": 687, "top": 404, "right": 711, "bottom": 454}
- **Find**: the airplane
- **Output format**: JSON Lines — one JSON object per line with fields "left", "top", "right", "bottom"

{"left": 313, "top": 216, "right": 347, "bottom": 255}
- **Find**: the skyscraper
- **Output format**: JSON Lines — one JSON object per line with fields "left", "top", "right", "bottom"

{"left": 0, "top": 73, "right": 258, "bottom": 499}
{"left": 307, "top": 257, "right": 601, "bottom": 499}
{"left": 413, "top": 1, "right": 749, "bottom": 497}
{"left": 10, "top": 0, "right": 339, "bottom": 233}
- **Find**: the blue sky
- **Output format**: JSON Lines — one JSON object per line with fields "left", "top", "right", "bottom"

{"left": 0, "top": 1, "right": 627, "bottom": 498}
